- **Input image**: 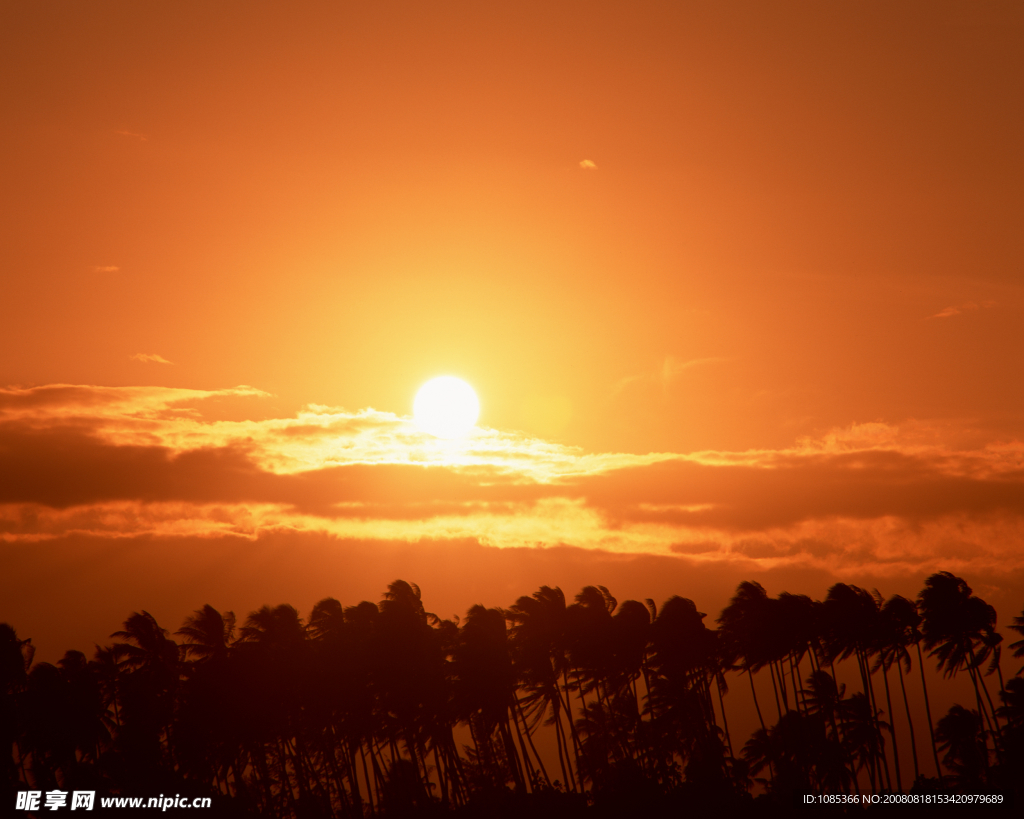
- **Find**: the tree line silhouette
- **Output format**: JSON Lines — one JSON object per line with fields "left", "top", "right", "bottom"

{"left": 3, "top": 571, "right": 1024, "bottom": 816}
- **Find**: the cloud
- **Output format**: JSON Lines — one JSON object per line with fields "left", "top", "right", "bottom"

{"left": 612, "top": 356, "right": 725, "bottom": 396}
{"left": 0, "top": 384, "right": 267, "bottom": 421}
{"left": 1, "top": 384, "right": 1023, "bottom": 582}
{"left": 928, "top": 300, "right": 996, "bottom": 319}
{"left": 91, "top": 265, "right": 120, "bottom": 273}
{"left": 130, "top": 353, "right": 174, "bottom": 365}
{"left": 579, "top": 159, "right": 597, "bottom": 170}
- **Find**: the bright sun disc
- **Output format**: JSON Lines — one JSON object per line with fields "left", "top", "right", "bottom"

{"left": 413, "top": 376, "right": 480, "bottom": 439}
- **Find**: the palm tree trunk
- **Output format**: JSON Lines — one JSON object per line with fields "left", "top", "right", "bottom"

{"left": 341, "top": 742, "right": 362, "bottom": 816}
{"left": 559, "top": 670, "right": 584, "bottom": 789}
{"left": 880, "top": 662, "right": 903, "bottom": 791}
{"left": 228, "top": 755, "right": 246, "bottom": 803}
{"left": 768, "top": 662, "right": 784, "bottom": 719}
{"left": 859, "top": 649, "right": 892, "bottom": 791}
{"left": 514, "top": 696, "right": 550, "bottom": 786}
{"left": 508, "top": 711, "right": 536, "bottom": 792}
{"left": 359, "top": 742, "right": 375, "bottom": 815}
{"left": 747, "top": 668, "right": 767, "bottom": 733}
{"left": 817, "top": 658, "right": 854, "bottom": 791}
{"left": 699, "top": 674, "right": 718, "bottom": 734}
{"left": 370, "top": 738, "right": 388, "bottom": 806}
{"left": 552, "top": 707, "right": 572, "bottom": 790}
{"left": 774, "top": 660, "right": 790, "bottom": 712}
{"left": 744, "top": 669, "right": 774, "bottom": 783}
{"left": 895, "top": 662, "right": 920, "bottom": 781}
{"left": 912, "top": 643, "right": 942, "bottom": 779}
{"left": 443, "top": 734, "right": 467, "bottom": 807}
{"left": 853, "top": 651, "right": 880, "bottom": 791}
{"left": 499, "top": 720, "right": 525, "bottom": 792}
{"left": 789, "top": 653, "right": 803, "bottom": 713}
{"left": 320, "top": 732, "right": 349, "bottom": 812}
{"left": 432, "top": 742, "right": 450, "bottom": 806}
{"left": 275, "top": 738, "right": 297, "bottom": 809}
{"left": 965, "top": 664, "right": 995, "bottom": 770}
{"left": 715, "top": 670, "right": 734, "bottom": 758}
{"left": 969, "top": 646, "right": 1003, "bottom": 738}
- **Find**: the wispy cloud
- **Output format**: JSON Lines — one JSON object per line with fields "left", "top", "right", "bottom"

{"left": 114, "top": 130, "right": 148, "bottom": 142}
{"left": 91, "top": 265, "right": 120, "bottom": 273}
{"left": 579, "top": 159, "right": 597, "bottom": 170}
{"left": 928, "top": 300, "right": 996, "bottom": 319}
{"left": 130, "top": 353, "right": 174, "bottom": 365}
{"left": 612, "top": 356, "right": 725, "bottom": 396}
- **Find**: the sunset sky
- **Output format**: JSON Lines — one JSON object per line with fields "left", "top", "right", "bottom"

{"left": 2, "top": 1, "right": 1023, "bottom": 664}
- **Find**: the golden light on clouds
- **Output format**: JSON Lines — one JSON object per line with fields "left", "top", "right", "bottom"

{"left": 2, "top": 384, "right": 1023, "bottom": 587}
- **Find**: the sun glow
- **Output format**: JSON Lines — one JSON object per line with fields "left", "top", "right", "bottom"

{"left": 413, "top": 376, "right": 480, "bottom": 439}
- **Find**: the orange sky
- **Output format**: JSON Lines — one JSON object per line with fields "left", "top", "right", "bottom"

{"left": 2, "top": 1, "right": 1023, "bottom": 660}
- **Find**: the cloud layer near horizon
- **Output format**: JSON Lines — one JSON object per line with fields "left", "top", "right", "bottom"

{"left": 2, "top": 384, "right": 1023, "bottom": 582}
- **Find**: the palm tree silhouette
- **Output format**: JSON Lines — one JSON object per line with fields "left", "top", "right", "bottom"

{"left": 646, "top": 594, "right": 739, "bottom": 797}
{"left": 177, "top": 604, "right": 236, "bottom": 663}
{"left": 507, "top": 585, "right": 581, "bottom": 792}
{"left": 935, "top": 705, "right": 987, "bottom": 789}
{"left": 876, "top": 594, "right": 935, "bottom": 780}
{"left": 868, "top": 590, "right": 904, "bottom": 791}
{"left": 822, "top": 583, "right": 892, "bottom": 790}
{"left": 375, "top": 580, "right": 463, "bottom": 807}
{"left": 1007, "top": 607, "right": 1024, "bottom": 675}
{"left": 1, "top": 623, "right": 34, "bottom": 789}
{"left": 9, "top": 572, "right": 1024, "bottom": 814}
{"left": 918, "top": 572, "right": 1003, "bottom": 762}
{"left": 109, "top": 611, "right": 180, "bottom": 771}
{"left": 451, "top": 604, "right": 528, "bottom": 792}
{"left": 718, "top": 582, "right": 773, "bottom": 737}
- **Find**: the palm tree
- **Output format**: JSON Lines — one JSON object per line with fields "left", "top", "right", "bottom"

{"left": 0, "top": 623, "right": 34, "bottom": 789}
{"left": 775, "top": 593, "right": 821, "bottom": 715}
{"left": 304, "top": 596, "right": 381, "bottom": 815}
{"left": 21, "top": 653, "right": 106, "bottom": 788}
{"left": 876, "top": 594, "right": 935, "bottom": 780}
{"left": 339, "top": 599, "right": 389, "bottom": 809}
{"left": 839, "top": 692, "right": 889, "bottom": 792}
{"left": 801, "top": 669, "right": 854, "bottom": 789}
{"left": 451, "top": 604, "right": 527, "bottom": 791}
{"left": 996, "top": 676, "right": 1024, "bottom": 789}
{"left": 507, "top": 586, "right": 580, "bottom": 791}
{"left": 718, "top": 582, "right": 773, "bottom": 735}
{"left": 374, "top": 580, "right": 461, "bottom": 807}
{"left": 174, "top": 605, "right": 254, "bottom": 804}
{"left": 607, "top": 599, "right": 652, "bottom": 710}
{"left": 1008, "top": 608, "right": 1024, "bottom": 675}
{"left": 822, "top": 584, "right": 891, "bottom": 790}
{"left": 176, "top": 604, "right": 235, "bottom": 663}
{"left": 742, "top": 710, "right": 820, "bottom": 796}
{"left": 90, "top": 645, "right": 123, "bottom": 733}
{"left": 566, "top": 586, "right": 616, "bottom": 710}
{"left": 235, "top": 603, "right": 315, "bottom": 814}
{"left": 647, "top": 596, "right": 725, "bottom": 786}
{"left": 918, "top": 573, "right": 1002, "bottom": 757}
{"left": 869, "top": 590, "right": 904, "bottom": 791}
{"left": 935, "top": 705, "right": 987, "bottom": 789}
{"left": 109, "top": 611, "right": 180, "bottom": 768}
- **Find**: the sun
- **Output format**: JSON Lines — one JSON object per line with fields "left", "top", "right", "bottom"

{"left": 413, "top": 376, "right": 480, "bottom": 439}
